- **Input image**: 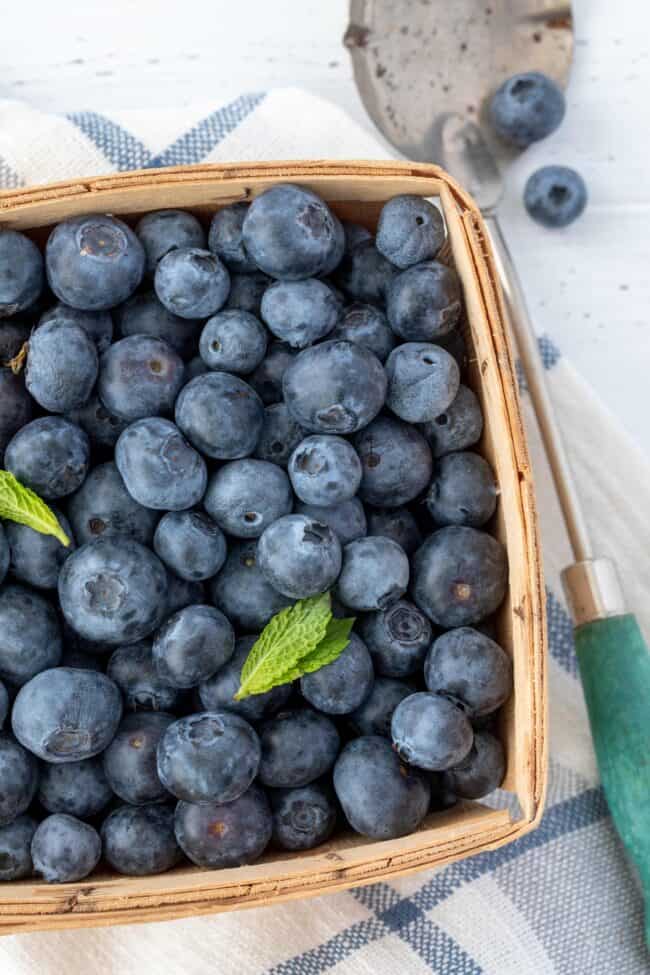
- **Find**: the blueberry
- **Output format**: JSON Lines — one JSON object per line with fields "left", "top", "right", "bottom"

{"left": 102, "top": 803, "right": 182, "bottom": 875}
{"left": 103, "top": 711, "right": 173, "bottom": 805}
{"left": 66, "top": 394, "right": 130, "bottom": 451}
{"left": 116, "top": 417, "right": 207, "bottom": 511}
{"left": 436, "top": 329, "right": 468, "bottom": 371}
{"left": 283, "top": 340, "right": 387, "bottom": 435}
{"left": 0, "top": 733, "right": 38, "bottom": 825}
{"left": 157, "top": 711, "right": 260, "bottom": 803}
{"left": 153, "top": 511, "right": 226, "bottom": 581}
{"left": 46, "top": 214, "right": 144, "bottom": 310}
{"left": 174, "top": 784, "right": 271, "bottom": 868}
{"left": 270, "top": 783, "right": 336, "bottom": 851}
{"left": 242, "top": 184, "right": 343, "bottom": 280}
{"left": 490, "top": 72, "right": 565, "bottom": 148}
{"left": 257, "top": 514, "right": 342, "bottom": 599}
{"left": 38, "top": 756, "right": 113, "bottom": 818}
{"left": 39, "top": 302, "right": 114, "bottom": 354}
{"left": 348, "top": 677, "right": 413, "bottom": 738}
{"left": 154, "top": 247, "right": 230, "bottom": 319}
{"left": 424, "top": 626, "right": 512, "bottom": 717}
{"left": 0, "top": 370, "right": 33, "bottom": 465}
{"left": 258, "top": 709, "right": 340, "bottom": 787}
{"left": 68, "top": 461, "right": 159, "bottom": 546}
{"left": 0, "top": 679, "right": 8, "bottom": 727}
{"left": 153, "top": 605, "right": 235, "bottom": 689}
{"left": 136, "top": 209, "right": 206, "bottom": 276}
{"left": 524, "top": 165, "right": 588, "bottom": 228}
{"left": 341, "top": 221, "right": 372, "bottom": 253}
{"left": 295, "top": 498, "right": 367, "bottom": 546}
{"left": 385, "top": 342, "right": 460, "bottom": 423}
{"left": 334, "top": 240, "right": 396, "bottom": 305}
{"left": 31, "top": 814, "right": 101, "bottom": 882}
{"left": 261, "top": 278, "right": 342, "bottom": 348}
{"left": 183, "top": 356, "right": 209, "bottom": 383}
{"left": 360, "top": 599, "right": 432, "bottom": 677}
{"left": 426, "top": 452, "right": 497, "bottom": 527}
{"left": 208, "top": 202, "right": 256, "bottom": 272}
{"left": 0, "top": 321, "right": 30, "bottom": 361}
{"left": 442, "top": 730, "right": 505, "bottom": 799}
{"left": 5, "top": 417, "right": 89, "bottom": 499}
{"left": 0, "top": 584, "right": 62, "bottom": 686}
{"left": 5, "top": 508, "right": 75, "bottom": 589}
{"left": 288, "top": 436, "right": 360, "bottom": 507}
{"left": 254, "top": 402, "right": 307, "bottom": 467}
{"left": 115, "top": 291, "right": 201, "bottom": 359}
{"left": 98, "top": 335, "right": 185, "bottom": 421}
{"left": 58, "top": 537, "right": 167, "bottom": 644}
{"left": 387, "top": 261, "right": 462, "bottom": 341}
{"left": 391, "top": 692, "right": 473, "bottom": 770}
{"left": 12, "top": 668, "right": 122, "bottom": 762}
{"left": 107, "top": 641, "right": 180, "bottom": 713}
{"left": 330, "top": 303, "right": 396, "bottom": 363}
{"left": 421, "top": 384, "right": 483, "bottom": 457}
{"left": 301, "top": 633, "right": 374, "bottom": 715}
{"left": 0, "top": 525, "right": 9, "bottom": 587}
{"left": 209, "top": 545, "right": 294, "bottom": 633}
{"left": 248, "top": 341, "right": 296, "bottom": 404}
{"left": 199, "top": 634, "right": 292, "bottom": 721}
{"left": 411, "top": 526, "right": 508, "bottom": 627}
{"left": 367, "top": 507, "right": 422, "bottom": 555}
{"left": 199, "top": 309, "right": 268, "bottom": 373}
{"left": 0, "top": 230, "right": 44, "bottom": 317}
{"left": 225, "top": 270, "right": 271, "bottom": 316}
{"left": 175, "top": 372, "right": 264, "bottom": 459}
{"left": 204, "top": 459, "right": 293, "bottom": 538}
{"left": 354, "top": 415, "right": 432, "bottom": 507}
{"left": 164, "top": 571, "right": 204, "bottom": 618}
{"left": 376, "top": 195, "right": 446, "bottom": 269}
{"left": 319, "top": 216, "right": 346, "bottom": 277}
{"left": 333, "top": 735, "right": 430, "bottom": 839}
{"left": 336, "top": 536, "right": 409, "bottom": 612}
{"left": 0, "top": 815, "right": 37, "bottom": 880}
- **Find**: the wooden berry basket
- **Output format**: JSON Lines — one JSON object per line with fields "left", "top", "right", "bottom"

{"left": 0, "top": 160, "right": 546, "bottom": 934}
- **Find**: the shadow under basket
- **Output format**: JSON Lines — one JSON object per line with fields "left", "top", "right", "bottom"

{"left": 0, "top": 160, "right": 547, "bottom": 934}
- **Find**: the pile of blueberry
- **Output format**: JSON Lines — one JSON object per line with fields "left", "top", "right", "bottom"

{"left": 0, "top": 185, "right": 511, "bottom": 884}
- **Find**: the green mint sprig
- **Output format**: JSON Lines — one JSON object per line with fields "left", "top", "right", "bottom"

{"left": 235, "top": 592, "right": 355, "bottom": 700}
{"left": 0, "top": 470, "right": 71, "bottom": 547}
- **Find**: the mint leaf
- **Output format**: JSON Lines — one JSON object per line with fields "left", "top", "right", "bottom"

{"left": 0, "top": 471, "right": 71, "bottom": 547}
{"left": 299, "top": 615, "right": 355, "bottom": 675}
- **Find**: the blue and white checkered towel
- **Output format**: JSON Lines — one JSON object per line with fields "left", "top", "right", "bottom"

{"left": 1, "top": 89, "right": 648, "bottom": 974}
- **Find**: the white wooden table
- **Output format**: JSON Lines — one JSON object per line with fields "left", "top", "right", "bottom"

{"left": 2, "top": 0, "right": 649, "bottom": 457}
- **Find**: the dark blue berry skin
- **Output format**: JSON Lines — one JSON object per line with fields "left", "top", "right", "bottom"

{"left": 136, "top": 209, "right": 206, "bottom": 277}
{"left": 115, "top": 291, "right": 201, "bottom": 359}
{"left": 283, "top": 340, "right": 387, "bottom": 435}
{"left": 319, "top": 216, "right": 346, "bottom": 277}
{"left": 334, "top": 735, "right": 430, "bottom": 839}
{"left": 209, "top": 544, "right": 293, "bottom": 633}
{"left": 183, "top": 356, "right": 209, "bottom": 384}
{"left": 164, "top": 571, "right": 204, "bottom": 619}
{"left": 12, "top": 668, "right": 123, "bottom": 763}
{"left": 421, "top": 384, "right": 483, "bottom": 458}
{"left": 376, "top": 195, "right": 446, "bottom": 269}
{"left": 103, "top": 711, "right": 173, "bottom": 805}
{"left": 116, "top": 417, "right": 207, "bottom": 511}
{"left": 60, "top": 646, "right": 105, "bottom": 671}
{"left": 153, "top": 605, "right": 235, "bottom": 689}
{"left": 98, "top": 335, "right": 185, "bottom": 422}
{"left": 387, "top": 261, "right": 462, "bottom": 342}
{"left": 334, "top": 240, "right": 396, "bottom": 305}
{"left": 249, "top": 342, "right": 296, "bottom": 404}
{"left": 295, "top": 498, "right": 367, "bottom": 546}
{"left": 107, "top": 641, "right": 180, "bottom": 713}
{"left": 288, "top": 435, "right": 361, "bottom": 507}
{"left": 0, "top": 679, "right": 8, "bottom": 727}
{"left": 341, "top": 221, "right": 372, "bottom": 253}
{"left": 0, "top": 230, "right": 44, "bottom": 316}
{"left": 175, "top": 372, "right": 264, "bottom": 460}
{"left": 0, "top": 583, "right": 62, "bottom": 686}
{"left": 0, "top": 321, "right": 30, "bottom": 361}
{"left": 0, "top": 815, "right": 37, "bottom": 880}
{"left": 354, "top": 415, "right": 433, "bottom": 507}
{"left": 0, "top": 525, "right": 9, "bottom": 587}
{"left": 426, "top": 452, "right": 497, "bottom": 528}
{"left": 391, "top": 692, "right": 473, "bottom": 771}
{"left": 442, "top": 730, "right": 505, "bottom": 799}
{"left": 225, "top": 270, "right": 271, "bottom": 316}
{"left": 66, "top": 395, "right": 130, "bottom": 452}
{"left": 330, "top": 303, "right": 396, "bottom": 363}
{"left": 257, "top": 514, "right": 342, "bottom": 599}
{"left": 68, "top": 462, "right": 159, "bottom": 547}
{"left": 0, "top": 370, "right": 33, "bottom": 465}
{"left": 58, "top": 537, "right": 168, "bottom": 644}
{"left": 102, "top": 803, "right": 182, "bottom": 876}
{"left": 301, "top": 633, "right": 374, "bottom": 715}
{"left": 38, "top": 756, "right": 113, "bottom": 818}
{"left": 242, "top": 184, "right": 343, "bottom": 281}
{"left": 347, "top": 677, "right": 413, "bottom": 738}
{"left": 524, "top": 166, "right": 587, "bottom": 228}
{"left": 174, "top": 784, "right": 272, "bottom": 868}
{"left": 367, "top": 507, "right": 422, "bottom": 555}
{"left": 31, "top": 814, "right": 101, "bottom": 882}
{"left": 199, "top": 309, "right": 268, "bottom": 374}
{"left": 386, "top": 342, "right": 460, "bottom": 423}
{"left": 424, "top": 626, "right": 512, "bottom": 718}
{"left": 411, "top": 526, "right": 508, "bottom": 627}
{"left": 270, "top": 782, "right": 336, "bottom": 851}
{"left": 336, "top": 536, "right": 409, "bottom": 612}
{"left": 360, "top": 599, "right": 432, "bottom": 678}
{"left": 204, "top": 459, "right": 293, "bottom": 539}
{"left": 490, "top": 72, "right": 565, "bottom": 148}
{"left": 5, "top": 508, "right": 75, "bottom": 589}
{"left": 0, "top": 733, "right": 38, "bottom": 825}
{"left": 254, "top": 403, "right": 306, "bottom": 468}
{"left": 154, "top": 247, "right": 230, "bottom": 319}
{"left": 157, "top": 711, "right": 260, "bottom": 803}
{"left": 46, "top": 214, "right": 145, "bottom": 311}
{"left": 261, "top": 278, "right": 342, "bottom": 349}
{"left": 208, "top": 202, "right": 256, "bottom": 273}
{"left": 39, "top": 303, "right": 113, "bottom": 354}
{"left": 153, "top": 511, "right": 226, "bottom": 581}
{"left": 5, "top": 416, "right": 90, "bottom": 499}
{"left": 436, "top": 329, "right": 468, "bottom": 371}
{"left": 199, "top": 635, "right": 292, "bottom": 721}
{"left": 258, "top": 709, "right": 340, "bottom": 787}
